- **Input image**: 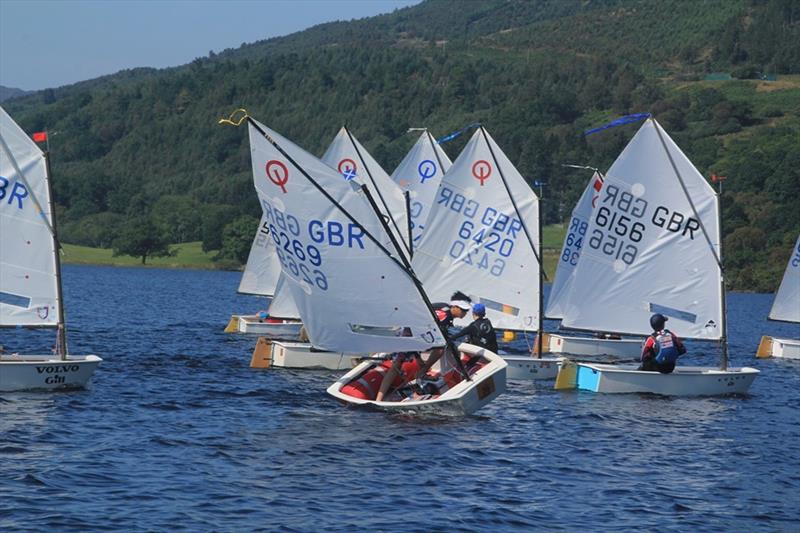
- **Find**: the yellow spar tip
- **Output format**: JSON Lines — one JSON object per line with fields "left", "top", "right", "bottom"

{"left": 554, "top": 358, "right": 578, "bottom": 390}
{"left": 756, "top": 335, "right": 774, "bottom": 358}
{"left": 224, "top": 315, "right": 240, "bottom": 333}
{"left": 250, "top": 337, "right": 273, "bottom": 369}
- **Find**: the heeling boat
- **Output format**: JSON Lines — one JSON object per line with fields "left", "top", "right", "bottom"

{"left": 545, "top": 169, "right": 644, "bottom": 358}
{"left": 411, "top": 126, "right": 561, "bottom": 380}
{"left": 0, "top": 105, "right": 101, "bottom": 391}
{"left": 225, "top": 214, "right": 303, "bottom": 339}
{"left": 236, "top": 112, "right": 506, "bottom": 415}
{"left": 757, "top": 234, "right": 800, "bottom": 359}
{"left": 390, "top": 129, "right": 452, "bottom": 249}
{"left": 555, "top": 116, "right": 758, "bottom": 395}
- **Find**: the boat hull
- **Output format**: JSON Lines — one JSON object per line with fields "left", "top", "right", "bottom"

{"left": 0, "top": 355, "right": 102, "bottom": 392}
{"left": 327, "top": 343, "right": 507, "bottom": 416}
{"left": 571, "top": 363, "right": 758, "bottom": 396}
{"left": 503, "top": 355, "right": 561, "bottom": 380}
{"left": 756, "top": 335, "right": 800, "bottom": 359}
{"left": 250, "top": 339, "right": 361, "bottom": 370}
{"left": 546, "top": 333, "right": 643, "bottom": 358}
{"left": 227, "top": 315, "right": 303, "bottom": 339}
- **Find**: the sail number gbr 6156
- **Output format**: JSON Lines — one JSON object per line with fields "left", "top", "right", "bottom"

{"left": 588, "top": 183, "right": 701, "bottom": 266}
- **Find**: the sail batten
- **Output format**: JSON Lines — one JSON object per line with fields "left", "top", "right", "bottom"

{"left": 561, "top": 119, "right": 723, "bottom": 340}
{"left": 769, "top": 235, "right": 800, "bottom": 323}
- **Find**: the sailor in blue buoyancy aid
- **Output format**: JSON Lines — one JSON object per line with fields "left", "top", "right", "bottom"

{"left": 639, "top": 313, "right": 687, "bottom": 374}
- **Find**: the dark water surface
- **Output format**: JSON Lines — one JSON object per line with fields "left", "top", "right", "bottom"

{"left": 1, "top": 265, "right": 799, "bottom": 532}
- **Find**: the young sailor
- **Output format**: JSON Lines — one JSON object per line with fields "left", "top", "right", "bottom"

{"left": 639, "top": 313, "right": 686, "bottom": 374}
{"left": 451, "top": 303, "right": 499, "bottom": 353}
{"left": 375, "top": 291, "right": 474, "bottom": 401}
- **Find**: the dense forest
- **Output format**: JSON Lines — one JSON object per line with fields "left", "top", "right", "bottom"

{"left": 4, "top": 0, "right": 799, "bottom": 290}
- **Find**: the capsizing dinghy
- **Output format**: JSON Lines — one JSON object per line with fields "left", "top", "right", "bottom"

{"left": 756, "top": 234, "right": 800, "bottom": 359}
{"left": 554, "top": 116, "right": 758, "bottom": 395}
{"left": 223, "top": 109, "right": 506, "bottom": 415}
{"left": 0, "top": 105, "right": 101, "bottom": 391}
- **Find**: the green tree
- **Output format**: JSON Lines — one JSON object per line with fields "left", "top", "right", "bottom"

{"left": 112, "top": 217, "right": 173, "bottom": 264}
{"left": 217, "top": 215, "right": 259, "bottom": 264}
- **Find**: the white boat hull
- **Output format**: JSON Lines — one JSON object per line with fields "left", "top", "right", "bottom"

{"left": 503, "top": 355, "right": 562, "bottom": 380}
{"left": 546, "top": 333, "right": 643, "bottom": 358}
{"left": 327, "top": 343, "right": 507, "bottom": 416}
{"left": 270, "top": 341, "right": 361, "bottom": 370}
{"left": 566, "top": 362, "right": 758, "bottom": 396}
{"left": 0, "top": 355, "right": 102, "bottom": 392}
{"left": 226, "top": 315, "right": 303, "bottom": 339}
{"left": 756, "top": 335, "right": 800, "bottom": 359}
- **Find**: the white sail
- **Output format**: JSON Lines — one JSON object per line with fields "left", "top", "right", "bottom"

{"left": 237, "top": 213, "right": 281, "bottom": 296}
{"left": 561, "top": 119, "right": 723, "bottom": 340}
{"left": 390, "top": 131, "right": 452, "bottom": 248}
{"left": 267, "top": 274, "right": 301, "bottom": 319}
{"left": 769, "top": 234, "right": 800, "bottom": 323}
{"left": 322, "top": 127, "right": 411, "bottom": 260}
{"left": 0, "top": 106, "right": 59, "bottom": 327}
{"left": 248, "top": 118, "right": 445, "bottom": 353}
{"left": 545, "top": 171, "right": 604, "bottom": 319}
{"left": 412, "top": 127, "right": 541, "bottom": 331}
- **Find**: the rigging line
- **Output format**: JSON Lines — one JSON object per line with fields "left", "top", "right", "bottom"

{"left": 479, "top": 127, "right": 548, "bottom": 281}
{"left": 343, "top": 126, "right": 411, "bottom": 259}
{"left": 425, "top": 130, "right": 447, "bottom": 179}
{"left": 247, "top": 117, "right": 413, "bottom": 279}
{"left": 0, "top": 133, "right": 57, "bottom": 238}
{"left": 651, "top": 119, "right": 723, "bottom": 270}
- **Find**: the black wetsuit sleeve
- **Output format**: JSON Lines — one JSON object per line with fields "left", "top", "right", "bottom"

{"left": 451, "top": 322, "right": 477, "bottom": 341}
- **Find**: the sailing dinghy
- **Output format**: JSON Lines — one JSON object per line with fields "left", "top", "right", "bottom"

{"left": 555, "top": 117, "right": 758, "bottom": 395}
{"left": 545, "top": 170, "right": 643, "bottom": 358}
{"left": 225, "top": 214, "right": 303, "bottom": 339}
{"left": 238, "top": 113, "right": 506, "bottom": 415}
{"left": 0, "top": 105, "right": 101, "bottom": 391}
{"left": 756, "top": 234, "right": 800, "bottom": 359}
{"left": 412, "top": 126, "right": 561, "bottom": 380}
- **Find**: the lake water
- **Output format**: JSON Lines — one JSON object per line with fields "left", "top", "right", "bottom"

{"left": 1, "top": 265, "right": 799, "bottom": 531}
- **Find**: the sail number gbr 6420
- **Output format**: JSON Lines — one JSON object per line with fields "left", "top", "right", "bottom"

{"left": 588, "top": 183, "right": 701, "bottom": 266}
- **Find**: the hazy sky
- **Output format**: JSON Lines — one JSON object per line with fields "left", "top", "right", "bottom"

{"left": 0, "top": 0, "right": 420, "bottom": 91}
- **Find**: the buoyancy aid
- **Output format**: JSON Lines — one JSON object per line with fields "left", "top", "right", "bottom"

{"left": 653, "top": 329, "right": 680, "bottom": 365}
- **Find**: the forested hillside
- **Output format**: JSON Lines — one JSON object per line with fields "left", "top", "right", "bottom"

{"left": 4, "top": 0, "right": 799, "bottom": 290}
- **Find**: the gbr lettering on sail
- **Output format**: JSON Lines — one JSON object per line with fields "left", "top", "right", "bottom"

{"left": 0, "top": 176, "right": 29, "bottom": 210}
{"left": 588, "top": 182, "right": 701, "bottom": 266}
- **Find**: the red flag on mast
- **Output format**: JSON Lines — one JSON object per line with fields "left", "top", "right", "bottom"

{"left": 32, "top": 131, "right": 48, "bottom": 143}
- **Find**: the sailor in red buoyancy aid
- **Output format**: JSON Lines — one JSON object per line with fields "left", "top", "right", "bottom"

{"left": 639, "top": 313, "right": 687, "bottom": 374}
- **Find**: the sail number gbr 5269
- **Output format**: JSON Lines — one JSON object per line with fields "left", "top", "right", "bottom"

{"left": 588, "top": 183, "right": 701, "bottom": 265}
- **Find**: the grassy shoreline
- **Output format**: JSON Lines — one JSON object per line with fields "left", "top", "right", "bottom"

{"left": 61, "top": 225, "right": 569, "bottom": 277}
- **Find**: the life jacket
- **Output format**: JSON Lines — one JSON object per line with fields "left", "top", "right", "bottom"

{"left": 653, "top": 329, "right": 679, "bottom": 365}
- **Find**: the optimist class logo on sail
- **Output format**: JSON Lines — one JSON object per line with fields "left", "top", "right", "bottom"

{"left": 338, "top": 159, "right": 358, "bottom": 181}
{"left": 265, "top": 160, "right": 289, "bottom": 193}
{"left": 472, "top": 160, "right": 492, "bottom": 186}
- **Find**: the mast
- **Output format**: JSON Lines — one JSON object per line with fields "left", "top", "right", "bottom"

{"left": 537, "top": 194, "right": 544, "bottom": 358}
{"left": 44, "top": 149, "right": 68, "bottom": 358}
{"left": 716, "top": 181, "right": 728, "bottom": 370}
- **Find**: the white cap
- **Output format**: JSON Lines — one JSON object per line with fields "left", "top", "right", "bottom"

{"left": 449, "top": 299, "right": 471, "bottom": 311}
